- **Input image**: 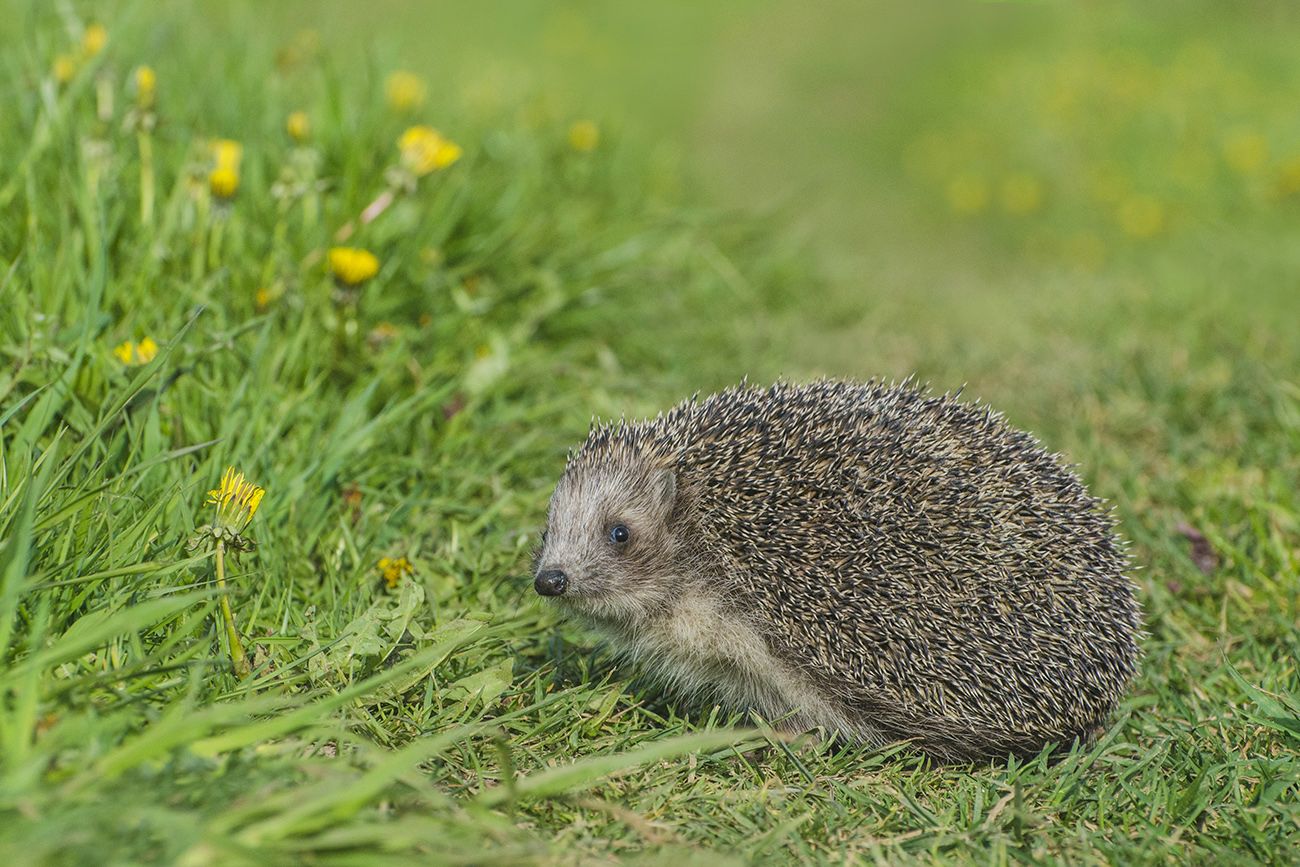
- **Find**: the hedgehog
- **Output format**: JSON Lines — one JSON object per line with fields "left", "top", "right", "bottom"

{"left": 533, "top": 380, "right": 1141, "bottom": 762}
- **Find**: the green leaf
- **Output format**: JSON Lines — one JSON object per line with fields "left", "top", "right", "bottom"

{"left": 190, "top": 618, "right": 485, "bottom": 756}
{"left": 476, "top": 730, "right": 761, "bottom": 807}
{"left": 445, "top": 657, "right": 513, "bottom": 708}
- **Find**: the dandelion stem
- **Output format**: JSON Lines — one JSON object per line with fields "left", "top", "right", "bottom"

{"left": 191, "top": 194, "right": 210, "bottom": 282}
{"left": 208, "top": 213, "right": 226, "bottom": 270}
{"left": 215, "top": 540, "right": 250, "bottom": 678}
{"left": 137, "top": 130, "right": 154, "bottom": 226}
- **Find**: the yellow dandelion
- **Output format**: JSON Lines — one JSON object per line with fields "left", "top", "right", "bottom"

{"left": 377, "top": 556, "right": 413, "bottom": 590}
{"left": 286, "top": 110, "right": 310, "bottom": 143}
{"left": 999, "top": 174, "right": 1045, "bottom": 216}
{"left": 112, "top": 337, "right": 159, "bottom": 366}
{"left": 1116, "top": 195, "right": 1165, "bottom": 239}
{"left": 206, "top": 466, "right": 266, "bottom": 533}
{"left": 568, "top": 120, "right": 600, "bottom": 153}
{"left": 134, "top": 65, "right": 156, "bottom": 109}
{"left": 946, "top": 173, "right": 990, "bottom": 215}
{"left": 398, "top": 125, "right": 462, "bottom": 176}
{"left": 209, "top": 166, "right": 240, "bottom": 200}
{"left": 53, "top": 54, "right": 77, "bottom": 85}
{"left": 1277, "top": 155, "right": 1300, "bottom": 197}
{"left": 81, "top": 24, "right": 108, "bottom": 58}
{"left": 255, "top": 287, "right": 275, "bottom": 310}
{"left": 212, "top": 139, "right": 243, "bottom": 171}
{"left": 1222, "top": 129, "right": 1268, "bottom": 176}
{"left": 385, "top": 70, "right": 425, "bottom": 112}
{"left": 328, "top": 246, "right": 380, "bottom": 286}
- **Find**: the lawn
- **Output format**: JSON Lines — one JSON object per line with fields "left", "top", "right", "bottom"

{"left": 1, "top": 2, "right": 1298, "bottom": 865}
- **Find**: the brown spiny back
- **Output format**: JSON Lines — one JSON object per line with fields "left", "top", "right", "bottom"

{"left": 570, "top": 380, "right": 1141, "bottom": 759}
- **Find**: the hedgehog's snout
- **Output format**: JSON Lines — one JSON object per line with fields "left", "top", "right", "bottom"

{"left": 534, "top": 568, "right": 568, "bottom": 597}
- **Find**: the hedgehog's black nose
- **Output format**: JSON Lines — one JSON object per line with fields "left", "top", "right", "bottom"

{"left": 534, "top": 569, "right": 568, "bottom": 597}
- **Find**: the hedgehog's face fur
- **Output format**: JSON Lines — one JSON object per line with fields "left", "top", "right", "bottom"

{"left": 535, "top": 452, "right": 685, "bottom": 624}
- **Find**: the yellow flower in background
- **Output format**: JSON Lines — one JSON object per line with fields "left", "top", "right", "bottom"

{"left": 946, "top": 173, "right": 990, "bottom": 215}
{"left": 433, "top": 140, "right": 464, "bottom": 170}
{"left": 134, "top": 65, "right": 156, "bottom": 109}
{"left": 81, "top": 24, "right": 108, "bottom": 58}
{"left": 398, "top": 125, "right": 463, "bottom": 175}
{"left": 255, "top": 286, "right": 275, "bottom": 310}
{"left": 328, "top": 246, "right": 380, "bottom": 285}
{"left": 1117, "top": 195, "right": 1165, "bottom": 238}
{"left": 276, "top": 28, "right": 321, "bottom": 71}
{"left": 209, "top": 166, "right": 240, "bottom": 200}
{"left": 1277, "top": 155, "right": 1300, "bottom": 197}
{"left": 999, "top": 174, "right": 1044, "bottom": 216}
{"left": 1222, "top": 129, "right": 1268, "bottom": 176}
{"left": 53, "top": 54, "right": 77, "bottom": 84}
{"left": 212, "top": 139, "right": 243, "bottom": 171}
{"left": 568, "top": 120, "right": 600, "bottom": 152}
{"left": 377, "top": 556, "right": 413, "bottom": 590}
{"left": 112, "top": 337, "right": 159, "bottom": 366}
{"left": 206, "top": 466, "right": 266, "bottom": 533}
{"left": 286, "top": 110, "right": 310, "bottom": 143}
{"left": 385, "top": 70, "right": 425, "bottom": 112}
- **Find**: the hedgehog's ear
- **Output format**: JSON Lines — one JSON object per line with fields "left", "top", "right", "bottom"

{"left": 649, "top": 467, "right": 676, "bottom": 514}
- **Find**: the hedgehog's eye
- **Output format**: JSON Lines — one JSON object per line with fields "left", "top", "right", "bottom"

{"left": 609, "top": 524, "right": 630, "bottom": 545}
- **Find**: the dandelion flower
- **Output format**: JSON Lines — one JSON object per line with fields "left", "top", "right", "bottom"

{"left": 568, "top": 120, "right": 600, "bottom": 152}
{"left": 385, "top": 70, "right": 426, "bottom": 112}
{"left": 81, "top": 24, "right": 108, "bottom": 58}
{"left": 206, "top": 466, "right": 266, "bottom": 535}
{"left": 255, "top": 287, "right": 275, "bottom": 310}
{"left": 112, "top": 337, "right": 159, "bottom": 366}
{"left": 53, "top": 54, "right": 77, "bottom": 85}
{"left": 1277, "top": 155, "right": 1300, "bottom": 197}
{"left": 193, "top": 466, "right": 265, "bottom": 679}
{"left": 212, "top": 139, "right": 243, "bottom": 171}
{"left": 1222, "top": 129, "right": 1268, "bottom": 176}
{"left": 377, "top": 556, "right": 413, "bottom": 590}
{"left": 134, "top": 65, "right": 156, "bottom": 110}
{"left": 946, "top": 173, "right": 990, "bottom": 215}
{"left": 999, "top": 174, "right": 1044, "bottom": 216}
{"left": 398, "top": 125, "right": 462, "bottom": 176}
{"left": 286, "top": 110, "right": 310, "bottom": 143}
{"left": 209, "top": 166, "right": 240, "bottom": 200}
{"left": 328, "top": 246, "right": 380, "bottom": 286}
{"left": 1116, "top": 195, "right": 1165, "bottom": 239}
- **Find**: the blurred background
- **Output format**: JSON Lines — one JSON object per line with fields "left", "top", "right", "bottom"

{"left": 231, "top": 0, "right": 1300, "bottom": 401}
{"left": 2, "top": 3, "right": 1296, "bottom": 860}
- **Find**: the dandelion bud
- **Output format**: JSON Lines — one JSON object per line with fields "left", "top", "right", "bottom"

{"left": 134, "top": 65, "right": 156, "bottom": 110}
{"left": 53, "top": 54, "right": 77, "bottom": 85}
{"left": 286, "top": 110, "right": 310, "bottom": 143}
{"left": 398, "top": 125, "right": 462, "bottom": 176}
{"left": 328, "top": 247, "right": 380, "bottom": 286}
{"left": 209, "top": 167, "right": 240, "bottom": 201}
{"left": 385, "top": 70, "right": 425, "bottom": 112}
{"left": 568, "top": 120, "right": 599, "bottom": 153}
{"left": 81, "top": 24, "right": 108, "bottom": 58}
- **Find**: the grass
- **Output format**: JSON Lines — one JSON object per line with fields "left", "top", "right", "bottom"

{"left": 1, "top": 1, "right": 1299, "bottom": 865}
